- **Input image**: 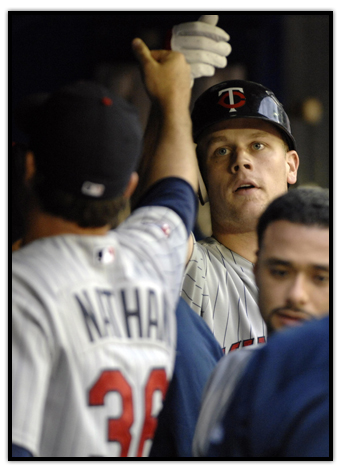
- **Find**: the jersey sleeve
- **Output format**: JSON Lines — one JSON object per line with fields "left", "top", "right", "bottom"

{"left": 134, "top": 177, "right": 198, "bottom": 236}
{"left": 12, "top": 273, "right": 56, "bottom": 456}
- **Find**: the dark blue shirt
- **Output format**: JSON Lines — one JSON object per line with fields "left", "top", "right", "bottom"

{"left": 206, "top": 317, "right": 330, "bottom": 458}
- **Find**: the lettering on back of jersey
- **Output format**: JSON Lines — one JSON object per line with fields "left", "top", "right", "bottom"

{"left": 74, "top": 286, "right": 170, "bottom": 344}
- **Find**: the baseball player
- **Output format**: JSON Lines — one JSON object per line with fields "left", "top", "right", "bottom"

{"left": 12, "top": 39, "right": 198, "bottom": 458}
{"left": 192, "top": 186, "right": 329, "bottom": 456}
{"left": 181, "top": 80, "right": 300, "bottom": 354}
{"left": 133, "top": 15, "right": 301, "bottom": 354}
{"left": 11, "top": 16, "right": 231, "bottom": 459}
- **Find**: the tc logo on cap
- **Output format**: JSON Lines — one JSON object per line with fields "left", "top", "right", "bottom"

{"left": 218, "top": 87, "right": 246, "bottom": 113}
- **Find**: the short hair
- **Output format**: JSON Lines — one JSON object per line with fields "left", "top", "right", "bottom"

{"left": 32, "top": 170, "right": 127, "bottom": 229}
{"left": 257, "top": 187, "right": 329, "bottom": 248}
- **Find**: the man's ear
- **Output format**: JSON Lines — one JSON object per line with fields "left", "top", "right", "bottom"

{"left": 123, "top": 172, "right": 139, "bottom": 199}
{"left": 24, "top": 150, "right": 36, "bottom": 184}
{"left": 286, "top": 150, "right": 299, "bottom": 185}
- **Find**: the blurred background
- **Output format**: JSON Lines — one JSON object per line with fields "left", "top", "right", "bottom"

{"left": 10, "top": 12, "right": 331, "bottom": 236}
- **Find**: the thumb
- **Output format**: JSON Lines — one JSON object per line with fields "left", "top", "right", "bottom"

{"left": 131, "top": 38, "right": 153, "bottom": 66}
{"left": 198, "top": 15, "right": 219, "bottom": 26}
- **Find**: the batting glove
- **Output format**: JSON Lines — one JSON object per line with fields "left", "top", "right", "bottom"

{"left": 170, "top": 15, "right": 231, "bottom": 82}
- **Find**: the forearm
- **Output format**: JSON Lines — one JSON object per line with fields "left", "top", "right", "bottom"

{"left": 133, "top": 101, "right": 197, "bottom": 206}
{"left": 131, "top": 39, "right": 198, "bottom": 204}
{"left": 148, "top": 103, "right": 197, "bottom": 187}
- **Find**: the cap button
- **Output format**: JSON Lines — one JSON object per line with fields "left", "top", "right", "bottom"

{"left": 101, "top": 97, "right": 113, "bottom": 106}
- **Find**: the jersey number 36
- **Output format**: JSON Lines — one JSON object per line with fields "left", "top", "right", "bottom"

{"left": 89, "top": 368, "right": 168, "bottom": 457}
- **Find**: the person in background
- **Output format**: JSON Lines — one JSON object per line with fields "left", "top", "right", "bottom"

{"left": 192, "top": 186, "right": 329, "bottom": 457}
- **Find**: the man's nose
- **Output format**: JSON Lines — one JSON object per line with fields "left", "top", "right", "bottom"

{"left": 285, "top": 274, "right": 309, "bottom": 308}
{"left": 230, "top": 148, "right": 253, "bottom": 173}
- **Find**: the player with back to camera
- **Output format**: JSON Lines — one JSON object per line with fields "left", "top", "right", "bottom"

{"left": 11, "top": 16, "right": 233, "bottom": 458}
{"left": 135, "top": 15, "right": 300, "bottom": 355}
{"left": 192, "top": 186, "right": 329, "bottom": 457}
{"left": 12, "top": 38, "right": 198, "bottom": 458}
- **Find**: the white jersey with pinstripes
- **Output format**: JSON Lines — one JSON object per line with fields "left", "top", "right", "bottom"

{"left": 181, "top": 236, "right": 267, "bottom": 353}
{"left": 12, "top": 206, "right": 187, "bottom": 458}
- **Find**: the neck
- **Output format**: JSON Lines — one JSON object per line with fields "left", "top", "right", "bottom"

{"left": 211, "top": 223, "right": 258, "bottom": 263}
{"left": 22, "top": 208, "right": 111, "bottom": 246}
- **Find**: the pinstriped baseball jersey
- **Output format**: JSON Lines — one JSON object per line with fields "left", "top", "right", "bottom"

{"left": 12, "top": 206, "right": 187, "bottom": 458}
{"left": 181, "top": 236, "right": 267, "bottom": 353}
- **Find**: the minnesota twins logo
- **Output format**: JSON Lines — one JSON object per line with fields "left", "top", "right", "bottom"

{"left": 218, "top": 87, "right": 246, "bottom": 113}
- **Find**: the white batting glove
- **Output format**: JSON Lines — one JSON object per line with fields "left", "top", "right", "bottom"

{"left": 171, "top": 15, "right": 231, "bottom": 82}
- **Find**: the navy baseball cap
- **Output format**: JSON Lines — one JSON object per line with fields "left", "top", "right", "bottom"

{"left": 15, "top": 80, "right": 143, "bottom": 199}
{"left": 192, "top": 80, "right": 296, "bottom": 151}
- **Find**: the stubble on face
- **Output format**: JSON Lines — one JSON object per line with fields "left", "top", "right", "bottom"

{"left": 255, "top": 222, "right": 329, "bottom": 334}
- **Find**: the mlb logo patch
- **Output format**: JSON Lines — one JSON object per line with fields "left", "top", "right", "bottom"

{"left": 95, "top": 246, "right": 115, "bottom": 264}
{"left": 81, "top": 181, "right": 105, "bottom": 197}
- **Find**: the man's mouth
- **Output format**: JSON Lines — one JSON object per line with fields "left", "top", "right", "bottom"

{"left": 233, "top": 180, "right": 258, "bottom": 193}
{"left": 234, "top": 184, "right": 257, "bottom": 194}
{"left": 236, "top": 184, "right": 255, "bottom": 191}
{"left": 274, "top": 309, "right": 313, "bottom": 326}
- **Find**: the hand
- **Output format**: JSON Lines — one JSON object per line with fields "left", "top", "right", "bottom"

{"left": 132, "top": 38, "right": 192, "bottom": 108}
{"left": 171, "top": 15, "right": 231, "bottom": 81}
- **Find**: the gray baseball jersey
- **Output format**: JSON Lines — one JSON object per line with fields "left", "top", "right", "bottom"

{"left": 181, "top": 236, "right": 267, "bottom": 353}
{"left": 12, "top": 206, "right": 187, "bottom": 458}
{"left": 192, "top": 346, "right": 258, "bottom": 456}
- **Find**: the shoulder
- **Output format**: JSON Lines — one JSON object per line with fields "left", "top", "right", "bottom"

{"left": 258, "top": 317, "right": 329, "bottom": 371}
{"left": 119, "top": 205, "right": 187, "bottom": 244}
{"left": 259, "top": 317, "right": 329, "bottom": 361}
{"left": 238, "top": 318, "right": 330, "bottom": 395}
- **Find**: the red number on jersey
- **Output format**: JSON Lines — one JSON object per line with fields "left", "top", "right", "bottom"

{"left": 89, "top": 368, "right": 168, "bottom": 457}
{"left": 89, "top": 371, "right": 133, "bottom": 456}
{"left": 137, "top": 369, "right": 168, "bottom": 456}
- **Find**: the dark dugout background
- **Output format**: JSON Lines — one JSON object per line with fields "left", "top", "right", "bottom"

{"left": 10, "top": 12, "right": 331, "bottom": 235}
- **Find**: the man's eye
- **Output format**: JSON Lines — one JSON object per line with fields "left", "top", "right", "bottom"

{"left": 313, "top": 274, "right": 329, "bottom": 285}
{"left": 252, "top": 142, "right": 264, "bottom": 151}
{"left": 214, "top": 147, "right": 229, "bottom": 156}
{"left": 270, "top": 268, "right": 288, "bottom": 278}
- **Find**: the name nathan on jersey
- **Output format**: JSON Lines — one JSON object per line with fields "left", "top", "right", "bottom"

{"left": 74, "top": 285, "right": 172, "bottom": 345}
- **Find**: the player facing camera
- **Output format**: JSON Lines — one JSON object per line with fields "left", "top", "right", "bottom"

{"left": 192, "top": 79, "right": 298, "bottom": 205}
{"left": 255, "top": 186, "right": 329, "bottom": 335}
{"left": 181, "top": 78, "right": 300, "bottom": 354}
